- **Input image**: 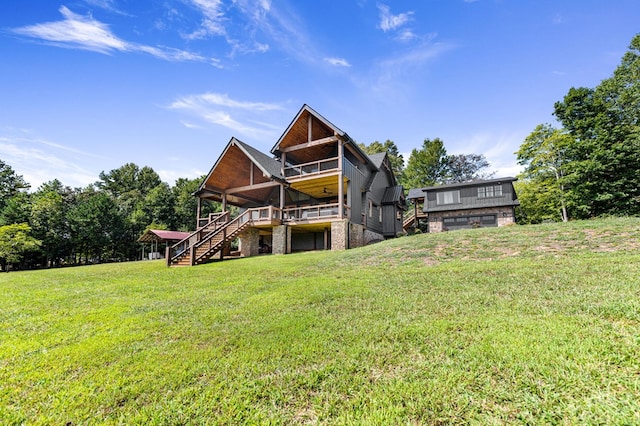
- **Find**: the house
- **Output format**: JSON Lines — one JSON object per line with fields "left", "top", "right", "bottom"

{"left": 167, "top": 104, "right": 405, "bottom": 266}
{"left": 406, "top": 177, "right": 519, "bottom": 232}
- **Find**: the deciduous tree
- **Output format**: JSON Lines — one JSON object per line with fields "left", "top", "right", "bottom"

{"left": 0, "top": 223, "right": 40, "bottom": 271}
{"left": 403, "top": 138, "right": 448, "bottom": 189}
{"left": 516, "top": 124, "right": 572, "bottom": 222}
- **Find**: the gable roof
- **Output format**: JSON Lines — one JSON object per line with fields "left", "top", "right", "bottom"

{"left": 138, "top": 229, "right": 191, "bottom": 243}
{"left": 271, "top": 104, "right": 349, "bottom": 155}
{"left": 233, "top": 139, "right": 283, "bottom": 180}
{"left": 198, "top": 137, "right": 283, "bottom": 194}
{"left": 407, "top": 187, "right": 426, "bottom": 200}
{"left": 367, "top": 152, "right": 387, "bottom": 169}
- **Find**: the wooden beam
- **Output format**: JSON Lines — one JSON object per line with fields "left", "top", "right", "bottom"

{"left": 225, "top": 180, "right": 280, "bottom": 194}
{"left": 280, "top": 136, "right": 339, "bottom": 153}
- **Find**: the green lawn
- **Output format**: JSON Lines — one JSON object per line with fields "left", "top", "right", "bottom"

{"left": 2, "top": 217, "right": 640, "bottom": 424}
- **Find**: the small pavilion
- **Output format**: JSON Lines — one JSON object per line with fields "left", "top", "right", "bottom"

{"left": 138, "top": 229, "right": 191, "bottom": 260}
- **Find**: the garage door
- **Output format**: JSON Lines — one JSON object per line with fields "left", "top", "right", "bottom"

{"left": 442, "top": 215, "right": 496, "bottom": 231}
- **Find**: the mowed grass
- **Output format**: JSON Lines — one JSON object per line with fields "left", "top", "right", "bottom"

{"left": 1, "top": 217, "right": 640, "bottom": 424}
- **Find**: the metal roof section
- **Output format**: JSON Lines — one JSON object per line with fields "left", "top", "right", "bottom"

{"left": 419, "top": 177, "right": 518, "bottom": 192}
{"left": 381, "top": 185, "right": 405, "bottom": 205}
{"left": 233, "top": 139, "right": 283, "bottom": 181}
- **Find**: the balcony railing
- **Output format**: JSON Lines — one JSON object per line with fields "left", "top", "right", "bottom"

{"left": 248, "top": 205, "right": 282, "bottom": 223}
{"left": 283, "top": 203, "right": 349, "bottom": 221}
{"left": 284, "top": 157, "right": 339, "bottom": 178}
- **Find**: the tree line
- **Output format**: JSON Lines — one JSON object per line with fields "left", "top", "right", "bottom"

{"left": 0, "top": 162, "right": 218, "bottom": 271}
{"left": 516, "top": 33, "right": 640, "bottom": 223}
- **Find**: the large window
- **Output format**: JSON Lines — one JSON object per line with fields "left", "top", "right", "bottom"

{"left": 436, "top": 190, "right": 460, "bottom": 205}
{"left": 478, "top": 185, "right": 503, "bottom": 198}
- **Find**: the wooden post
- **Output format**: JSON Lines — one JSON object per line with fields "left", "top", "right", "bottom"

{"left": 337, "top": 139, "right": 344, "bottom": 218}
{"left": 324, "top": 227, "right": 329, "bottom": 250}
{"left": 280, "top": 183, "right": 285, "bottom": 210}
{"left": 222, "top": 193, "right": 227, "bottom": 213}
{"left": 196, "top": 197, "right": 202, "bottom": 228}
{"left": 220, "top": 229, "right": 226, "bottom": 260}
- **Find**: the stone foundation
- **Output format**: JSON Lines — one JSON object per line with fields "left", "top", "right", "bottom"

{"left": 364, "top": 229, "right": 384, "bottom": 245}
{"left": 427, "top": 206, "right": 516, "bottom": 232}
{"left": 331, "top": 220, "right": 349, "bottom": 251}
{"left": 272, "top": 225, "right": 290, "bottom": 254}
{"left": 239, "top": 228, "right": 260, "bottom": 257}
{"left": 349, "top": 223, "right": 364, "bottom": 248}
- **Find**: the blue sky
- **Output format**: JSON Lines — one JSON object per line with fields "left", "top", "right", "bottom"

{"left": 1, "top": 1, "right": 639, "bottom": 189}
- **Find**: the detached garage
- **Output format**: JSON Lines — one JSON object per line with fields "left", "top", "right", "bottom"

{"left": 408, "top": 177, "right": 520, "bottom": 233}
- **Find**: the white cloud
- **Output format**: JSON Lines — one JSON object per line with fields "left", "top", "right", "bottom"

{"left": 167, "top": 93, "right": 286, "bottom": 140}
{"left": 324, "top": 57, "right": 351, "bottom": 67}
{"left": 0, "top": 135, "right": 99, "bottom": 189}
{"left": 367, "top": 39, "right": 456, "bottom": 93}
{"left": 448, "top": 131, "right": 524, "bottom": 178}
{"left": 11, "top": 6, "right": 215, "bottom": 64}
{"left": 377, "top": 3, "right": 414, "bottom": 33}
{"left": 183, "top": 0, "right": 226, "bottom": 39}
{"left": 157, "top": 168, "right": 207, "bottom": 185}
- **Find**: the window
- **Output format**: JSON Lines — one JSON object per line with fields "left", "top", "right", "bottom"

{"left": 478, "top": 185, "right": 503, "bottom": 198}
{"left": 436, "top": 190, "right": 460, "bottom": 205}
{"left": 378, "top": 206, "right": 383, "bottom": 222}
{"left": 368, "top": 200, "right": 373, "bottom": 217}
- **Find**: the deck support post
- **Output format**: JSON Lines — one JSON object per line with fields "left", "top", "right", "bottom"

{"left": 272, "top": 225, "right": 290, "bottom": 254}
{"left": 338, "top": 139, "right": 344, "bottom": 218}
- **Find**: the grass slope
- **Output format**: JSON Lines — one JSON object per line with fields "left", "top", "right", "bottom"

{"left": 1, "top": 217, "right": 640, "bottom": 424}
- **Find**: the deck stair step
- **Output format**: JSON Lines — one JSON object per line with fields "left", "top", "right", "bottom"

{"left": 167, "top": 210, "right": 253, "bottom": 267}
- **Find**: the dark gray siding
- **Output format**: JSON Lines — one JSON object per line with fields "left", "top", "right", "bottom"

{"left": 344, "top": 158, "right": 368, "bottom": 224}
{"left": 425, "top": 182, "right": 517, "bottom": 213}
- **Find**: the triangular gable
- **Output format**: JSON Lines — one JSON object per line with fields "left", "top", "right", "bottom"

{"left": 271, "top": 104, "right": 346, "bottom": 156}
{"left": 233, "top": 139, "right": 283, "bottom": 180}
{"left": 196, "top": 138, "right": 283, "bottom": 207}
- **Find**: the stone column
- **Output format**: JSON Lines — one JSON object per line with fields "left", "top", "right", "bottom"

{"left": 349, "top": 223, "right": 364, "bottom": 248}
{"left": 331, "top": 219, "right": 349, "bottom": 251}
{"left": 272, "top": 225, "right": 290, "bottom": 254}
{"left": 239, "top": 228, "right": 259, "bottom": 257}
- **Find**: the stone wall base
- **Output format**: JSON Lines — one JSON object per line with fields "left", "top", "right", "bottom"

{"left": 239, "top": 228, "right": 259, "bottom": 257}
{"left": 427, "top": 206, "right": 516, "bottom": 233}
{"left": 364, "top": 229, "right": 384, "bottom": 245}
{"left": 272, "top": 225, "right": 290, "bottom": 254}
{"left": 331, "top": 220, "right": 349, "bottom": 251}
{"left": 349, "top": 223, "right": 364, "bottom": 248}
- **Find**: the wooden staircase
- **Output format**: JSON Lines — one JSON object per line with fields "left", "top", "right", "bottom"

{"left": 403, "top": 211, "right": 416, "bottom": 231}
{"left": 167, "top": 210, "right": 252, "bottom": 267}
{"left": 402, "top": 210, "right": 427, "bottom": 233}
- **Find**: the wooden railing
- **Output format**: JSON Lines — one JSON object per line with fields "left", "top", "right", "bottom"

{"left": 167, "top": 207, "right": 283, "bottom": 266}
{"left": 284, "top": 157, "right": 339, "bottom": 178}
{"left": 283, "top": 203, "right": 349, "bottom": 221}
{"left": 197, "top": 211, "right": 229, "bottom": 228}
{"left": 248, "top": 205, "right": 282, "bottom": 222}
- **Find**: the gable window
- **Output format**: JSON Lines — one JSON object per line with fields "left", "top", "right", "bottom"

{"left": 478, "top": 185, "right": 503, "bottom": 198}
{"left": 436, "top": 190, "right": 460, "bottom": 205}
